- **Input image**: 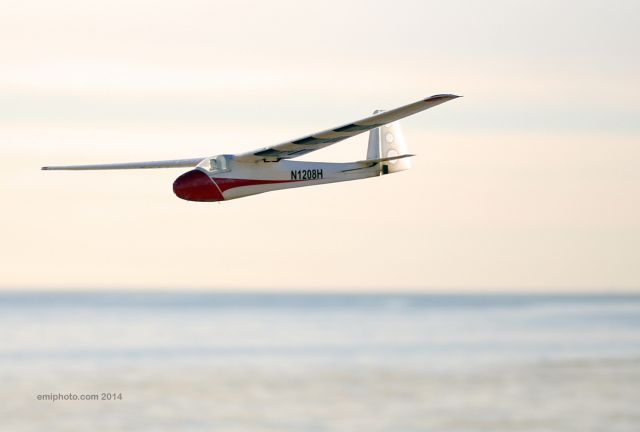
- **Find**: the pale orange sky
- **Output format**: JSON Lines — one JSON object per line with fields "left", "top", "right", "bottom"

{"left": 0, "top": 0, "right": 638, "bottom": 291}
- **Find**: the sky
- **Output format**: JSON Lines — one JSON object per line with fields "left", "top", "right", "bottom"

{"left": 0, "top": 0, "right": 638, "bottom": 291}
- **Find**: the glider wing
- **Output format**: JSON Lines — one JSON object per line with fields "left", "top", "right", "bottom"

{"left": 235, "top": 94, "right": 459, "bottom": 162}
{"left": 41, "top": 158, "right": 205, "bottom": 170}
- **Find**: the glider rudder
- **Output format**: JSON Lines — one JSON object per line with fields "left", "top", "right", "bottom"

{"left": 367, "top": 115, "right": 411, "bottom": 174}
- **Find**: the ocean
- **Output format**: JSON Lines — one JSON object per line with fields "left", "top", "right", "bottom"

{"left": 1, "top": 292, "right": 639, "bottom": 431}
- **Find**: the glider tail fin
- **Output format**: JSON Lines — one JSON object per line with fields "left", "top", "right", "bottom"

{"left": 366, "top": 111, "right": 411, "bottom": 174}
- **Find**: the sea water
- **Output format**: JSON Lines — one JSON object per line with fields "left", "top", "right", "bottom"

{"left": 1, "top": 292, "right": 639, "bottom": 431}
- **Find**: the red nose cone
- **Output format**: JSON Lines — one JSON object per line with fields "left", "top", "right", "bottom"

{"left": 173, "top": 170, "right": 223, "bottom": 202}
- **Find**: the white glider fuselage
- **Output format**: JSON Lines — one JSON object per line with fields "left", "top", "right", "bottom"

{"left": 174, "top": 157, "right": 382, "bottom": 202}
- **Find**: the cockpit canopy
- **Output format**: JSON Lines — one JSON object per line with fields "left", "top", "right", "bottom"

{"left": 197, "top": 155, "right": 232, "bottom": 173}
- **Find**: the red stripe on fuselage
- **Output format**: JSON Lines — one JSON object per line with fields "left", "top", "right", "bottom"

{"left": 212, "top": 177, "right": 301, "bottom": 193}
{"left": 174, "top": 170, "right": 305, "bottom": 202}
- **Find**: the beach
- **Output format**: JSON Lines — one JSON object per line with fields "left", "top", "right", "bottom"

{"left": 1, "top": 292, "right": 639, "bottom": 431}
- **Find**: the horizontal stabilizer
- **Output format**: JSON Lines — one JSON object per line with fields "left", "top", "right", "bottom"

{"left": 356, "top": 154, "right": 415, "bottom": 164}
{"left": 41, "top": 157, "right": 205, "bottom": 171}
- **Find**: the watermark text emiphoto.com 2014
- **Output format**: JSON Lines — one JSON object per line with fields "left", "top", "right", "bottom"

{"left": 36, "top": 393, "right": 123, "bottom": 402}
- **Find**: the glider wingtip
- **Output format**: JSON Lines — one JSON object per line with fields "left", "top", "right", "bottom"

{"left": 41, "top": 167, "right": 49, "bottom": 170}
{"left": 423, "top": 93, "right": 462, "bottom": 102}
{"left": 426, "top": 93, "right": 462, "bottom": 101}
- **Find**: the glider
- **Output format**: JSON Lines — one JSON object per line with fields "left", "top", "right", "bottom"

{"left": 42, "top": 94, "right": 460, "bottom": 202}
